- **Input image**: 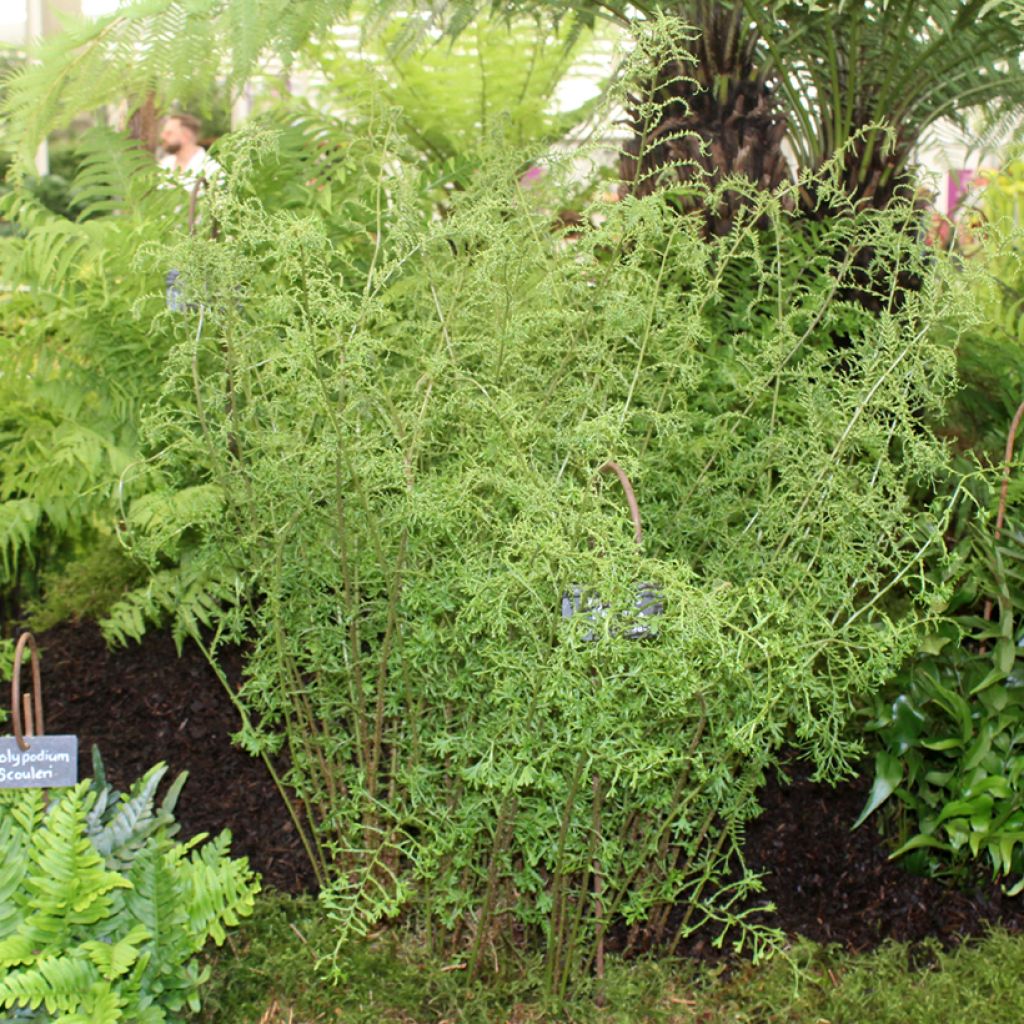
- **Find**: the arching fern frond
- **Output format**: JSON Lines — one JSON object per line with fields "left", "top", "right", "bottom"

{"left": 70, "top": 127, "right": 165, "bottom": 220}
{"left": 1, "top": 0, "right": 350, "bottom": 160}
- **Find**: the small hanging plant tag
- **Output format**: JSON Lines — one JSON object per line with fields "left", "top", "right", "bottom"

{"left": 561, "top": 462, "right": 664, "bottom": 642}
{"left": 562, "top": 582, "right": 664, "bottom": 641}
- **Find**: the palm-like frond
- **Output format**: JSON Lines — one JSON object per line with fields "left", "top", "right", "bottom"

{"left": 475, "top": 0, "right": 1024, "bottom": 212}
{"left": 750, "top": 0, "right": 1024, "bottom": 209}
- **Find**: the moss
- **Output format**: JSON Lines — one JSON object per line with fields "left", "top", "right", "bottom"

{"left": 196, "top": 893, "right": 1024, "bottom": 1023}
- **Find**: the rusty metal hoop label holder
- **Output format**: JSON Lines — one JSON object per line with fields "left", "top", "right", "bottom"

{"left": 11, "top": 631, "right": 44, "bottom": 751}
{"left": 1, "top": 632, "right": 78, "bottom": 789}
{"left": 560, "top": 460, "right": 664, "bottom": 641}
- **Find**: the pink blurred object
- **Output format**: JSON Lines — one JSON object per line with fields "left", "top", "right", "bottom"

{"left": 520, "top": 165, "right": 545, "bottom": 188}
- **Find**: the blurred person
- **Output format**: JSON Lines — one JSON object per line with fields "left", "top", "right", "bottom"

{"left": 158, "top": 113, "right": 220, "bottom": 187}
{"left": 159, "top": 113, "right": 220, "bottom": 311}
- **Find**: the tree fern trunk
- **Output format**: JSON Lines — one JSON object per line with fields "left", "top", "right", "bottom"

{"left": 619, "top": 13, "right": 791, "bottom": 236}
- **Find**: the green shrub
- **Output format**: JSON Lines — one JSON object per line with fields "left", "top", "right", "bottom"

{"left": 99, "top": 73, "right": 975, "bottom": 991}
{"left": 22, "top": 536, "right": 147, "bottom": 633}
{"left": 0, "top": 99, "right": 492, "bottom": 622}
{"left": 0, "top": 754, "right": 258, "bottom": 1022}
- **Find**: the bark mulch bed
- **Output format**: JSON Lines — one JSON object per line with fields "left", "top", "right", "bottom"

{"left": 27, "top": 620, "right": 1024, "bottom": 954}
{"left": 36, "top": 620, "right": 317, "bottom": 895}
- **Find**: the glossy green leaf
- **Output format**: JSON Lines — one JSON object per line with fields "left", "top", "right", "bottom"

{"left": 889, "top": 833, "right": 952, "bottom": 859}
{"left": 919, "top": 633, "right": 952, "bottom": 656}
{"left": 964, "top": 775, "right": 1013, "bottom": 800}
{"left": 886, "top": 694, "right": 926, "bottom": 754}
{"left": 964, "top": 721, "right": 994, "bottom": 771}
{"left": 853, "top": 752, "right": 903, "bottom": 829}
{"left": 997, "top": 636, "right": 1016, "bottom": 676}
{"left": 937, "top": 795, "right": 993, "bottom": 825}
{"left": 971, "top": 665, "right": 1007, "bottom": 695}
{"left": 920, "top": 737, "right": 964, "bottom": 751}
{"left": 931, "top": 688, "right": 974, "bottom": 742}
{"left": 980, "top": 684, "right": 1012, "bottom": 714}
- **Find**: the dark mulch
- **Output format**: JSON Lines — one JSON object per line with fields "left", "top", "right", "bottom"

{"left": 25, "top": 620, "right": 1024, "bottom": 952}
{"left": 741, "top": 760, "right": 1024, "bottom": 951}
{"left": 35, "top": 620, "right": 317, "bottom": 894}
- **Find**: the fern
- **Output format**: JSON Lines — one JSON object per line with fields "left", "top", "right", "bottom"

{"left": 0, "top": 128, "right": 177, "bottom": 608}
{"left": 85, "top": 760, "right": 184, "bottom": 872}
{"left": 115, "top": 74, "right": 975, "bottom": 985}
{"left": 0, "top": 797, "right": 30, "bottom": 939}
{"left": 0, "top": 500, "right": 41, "bottom": 579}
{"left": 311, "top": 13, "right": 606, "bottom": 166}
{"left": 100, "top": 557, "right": 243, "bottom": 649}
{"left": 23, "top": 785, "right": 130, "bottom": 934}
{"left": 125, "top": 485, "right": 227, "bottom": 563}
{"left": 0, "top": 958, "right": 115, "bottom": 1018}
{"left": 70, "top": 128, "right": 167, "bottom": 222}
{"left": 174, "top": 832, "right": 261, "bottom": 946}
{"left": 2, "top": 0, "right": 349, "bottom": 161}
{"left": 0, "top": 762, "right": 257, "bottom": 1023}
{"left": 0, "top": 785, "right": 129, "bottom": 971}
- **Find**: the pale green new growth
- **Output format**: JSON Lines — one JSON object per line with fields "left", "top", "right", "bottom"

{"left": 101, "top": 40, "right": 974, "bottom": 984}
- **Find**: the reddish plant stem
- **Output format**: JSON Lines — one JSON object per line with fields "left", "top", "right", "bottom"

{"left": 983, "top": 398, "right": 1024, "bottom": 624}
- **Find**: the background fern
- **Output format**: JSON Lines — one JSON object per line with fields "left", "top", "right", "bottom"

{"left": 2, "top": 0, "right": 347, "bottom": 163}
{"left": 0, "top": 129, "right": 178, "bottom": 617}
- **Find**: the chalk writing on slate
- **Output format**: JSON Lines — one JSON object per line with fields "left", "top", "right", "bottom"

{"left": 0, "top": 735, "right": 78, "bottom": 788}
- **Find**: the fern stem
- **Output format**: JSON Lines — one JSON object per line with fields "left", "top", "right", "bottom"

{"left": 467, "top": 794, "right": 519, "bottom": 981}
{"left": 367, "top": 530, "right": 408, "bottom": 805}
{"left": 543, "top": 750, "right": 589, "bottom": 998}
{"left": 193, "top": 631, "right": 327, "bottom": 888}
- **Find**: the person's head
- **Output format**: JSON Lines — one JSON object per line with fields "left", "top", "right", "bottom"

{"left": 160, "top": 113, "right": 202, "bottom": 155}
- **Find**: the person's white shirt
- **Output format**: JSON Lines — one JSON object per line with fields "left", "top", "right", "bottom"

{"left": 158, "top": 147, "right": 221, "bottom": 189}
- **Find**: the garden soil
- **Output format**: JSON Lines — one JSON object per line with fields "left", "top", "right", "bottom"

{"left": 31, "top": 620, "right": 1024, "bottom": 956}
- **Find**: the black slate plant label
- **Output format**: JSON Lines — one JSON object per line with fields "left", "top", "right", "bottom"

{"left": 0, "top": 735, "right": 78, "bottom": 788}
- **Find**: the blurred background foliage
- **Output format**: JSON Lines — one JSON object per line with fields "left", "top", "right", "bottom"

{"left": 309, "top": 13, "right": 606, "bottom": 166}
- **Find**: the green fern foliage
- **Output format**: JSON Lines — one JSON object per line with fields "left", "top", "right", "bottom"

{"left": 311, "top": 13, "right": 605, "bottom": 166}
{"left": 108, "top": 79, "right": 975, "bottom": 984}
{"left": 1, "top": 0, "right": 349, "bottom": 161}
{"left": 0, "top": 757, "right": 258, "bottom": 1023}
{"left": 0, "top": 129, "right": 178, "bottom": 611}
